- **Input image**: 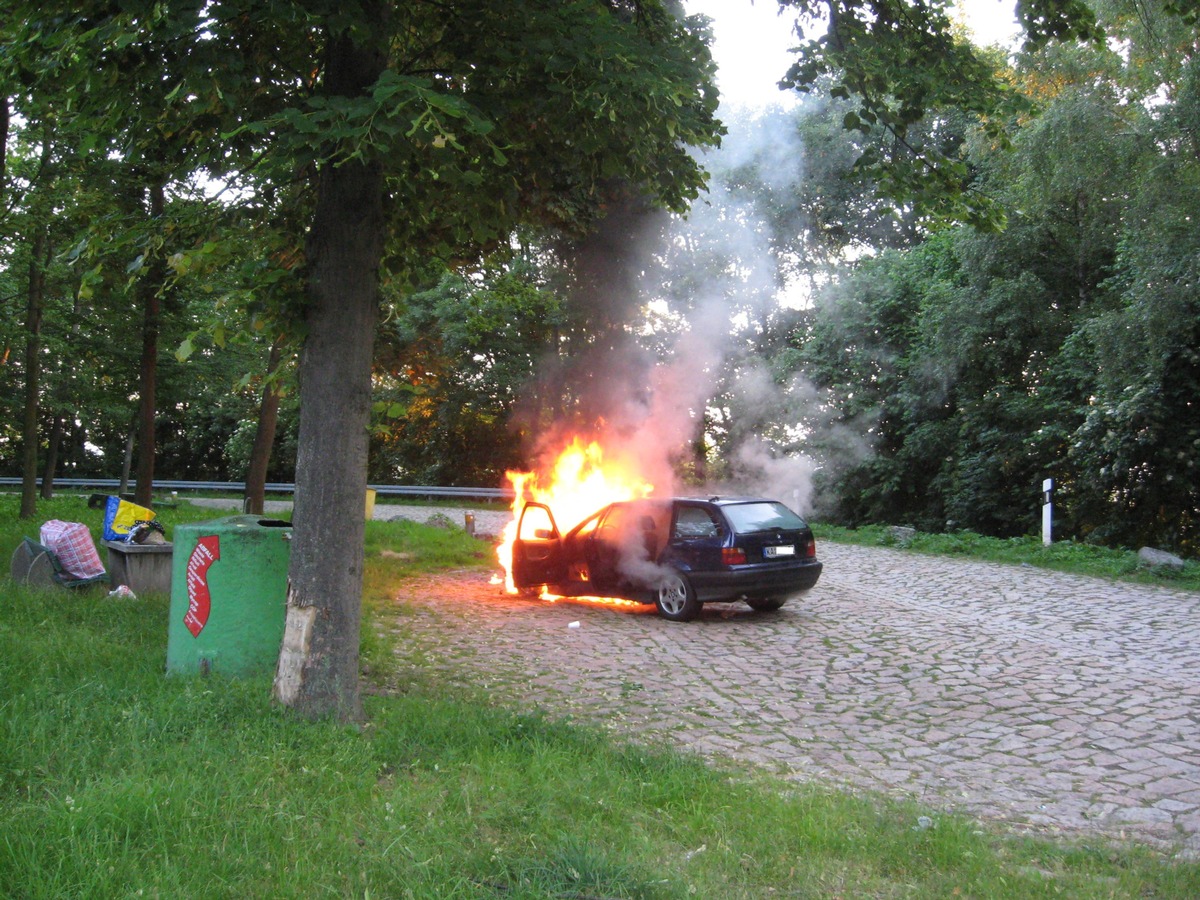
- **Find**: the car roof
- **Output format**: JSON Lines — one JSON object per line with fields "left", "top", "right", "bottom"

{"left": 675, "top": 496, "right": 774, "bottom": 506}
{"left": 609, "top": 496, "right": 773, "bottom": 506}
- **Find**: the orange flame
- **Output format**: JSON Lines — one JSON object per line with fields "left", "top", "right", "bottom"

{"left": 497, "top": 437, "right": 654, "bottom": 593}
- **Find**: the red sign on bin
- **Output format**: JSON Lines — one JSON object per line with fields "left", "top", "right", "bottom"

{"left": 184, "top": 535, "right": 221, "bottom": 637}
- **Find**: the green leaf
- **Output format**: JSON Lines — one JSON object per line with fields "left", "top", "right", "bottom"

{"left": 66, "top": 237, "right": 89, "bottom": 262}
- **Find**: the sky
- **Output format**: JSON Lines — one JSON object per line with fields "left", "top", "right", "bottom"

{"left": 685, "top": 0, "right": 1020, "bottom": 110}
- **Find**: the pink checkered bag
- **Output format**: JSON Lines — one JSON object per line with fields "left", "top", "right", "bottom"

{"left": 39, "top": 520, "right": 106, "bottom": 580}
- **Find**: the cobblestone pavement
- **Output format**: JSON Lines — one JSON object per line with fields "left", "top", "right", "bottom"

{"left": 384, "top": 529, "right": 1200, "bottom": 857}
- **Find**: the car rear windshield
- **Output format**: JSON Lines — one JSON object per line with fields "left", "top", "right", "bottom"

{"left": 721, "top": 502, "right": 807, "bottom": 533}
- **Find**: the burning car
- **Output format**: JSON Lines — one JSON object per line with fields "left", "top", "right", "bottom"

{"left": 511, "top": 497, "right": 823, "bottom": 621}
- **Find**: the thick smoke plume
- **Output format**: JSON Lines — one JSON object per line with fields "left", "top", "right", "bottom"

{"left": 526, "top": 106, "right": 869, "bottom": 519}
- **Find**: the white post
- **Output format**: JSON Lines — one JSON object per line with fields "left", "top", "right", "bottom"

{"left": 1041, "top": 478, "right": 1053, "bottom": 546}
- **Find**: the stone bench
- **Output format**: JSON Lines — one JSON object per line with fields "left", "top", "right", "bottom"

{"left": 104, "top": 540, "right": 174, "bottom": 595}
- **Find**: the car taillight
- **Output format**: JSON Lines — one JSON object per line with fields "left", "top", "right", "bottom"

{"left": 803, "top": 538, "right": 816, "bottom": 558}
{"left": 722, "top": 547, "right": 747, "bottom": 565}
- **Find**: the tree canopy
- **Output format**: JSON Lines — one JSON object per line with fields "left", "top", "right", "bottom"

{"left": 3, "top": 0, "right": 724, "bottom": 719}
{"left": 739, "top": 0, "right": 1199, "bottom": 552}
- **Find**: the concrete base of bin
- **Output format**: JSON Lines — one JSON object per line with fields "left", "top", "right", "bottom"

{"left": 105, "top": 540, "right": 174, "bottom": 595}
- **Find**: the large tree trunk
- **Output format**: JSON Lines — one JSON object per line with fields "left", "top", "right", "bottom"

{"left": 19, "top": 227, "right": 47, "bottom": 520}
{"left": 41, "top": 415, "right": 63, "bottom": 500}
{"left": 118, "top": 425, "right": 135, "bottom": 495}
{"left": 273, "top": 16, "right": 386, "bottom": 722}
{"left": 243, "top": 338, "right": 285, "bottom": 515}
{"left": 0, "top": 96, "right": 8, "bottom": 188}
{"left": 43, "top": 280, "right": 87, "bottom": 499}
{"left": 19, "top": 135, "right": 54, "bottom": 519}
{"left": 133, "top": 181, "right": 166, "bottom": 508}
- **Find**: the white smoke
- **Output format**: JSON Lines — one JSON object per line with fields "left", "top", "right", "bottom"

{"left": 532, "top": 105, "right": 865, "bottom": 521}
{"left": 633, "top": 106, "right": 825, "bottom": 512}
{"left": 731, "top": 437, "right": 818, "bottom": 515}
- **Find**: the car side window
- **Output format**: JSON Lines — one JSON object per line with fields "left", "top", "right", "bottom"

{"left": 673, "top": 505, "right": 719, "bottom": 539}
{"left": 596, "top": 505, "right": 631, "bottom": 543}
{"left": 574, "top": 513, "right": 601, "bottom": 539}
{"left": 518, "top": 504, "right": 557, "bottom": 540}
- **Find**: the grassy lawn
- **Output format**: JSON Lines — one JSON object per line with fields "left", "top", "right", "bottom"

{"left": 2, "top": 495, "right": 1199, "bottom": 897}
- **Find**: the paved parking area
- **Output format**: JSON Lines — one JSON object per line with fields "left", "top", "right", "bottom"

{"left": 384, "top": 532, "right": 1200, "bottom": 856}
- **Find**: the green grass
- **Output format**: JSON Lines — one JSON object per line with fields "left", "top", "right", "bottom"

{"left": 3, "top": 496, "right": 1200, "bottom": 896}
{"left": 816, "top": 523, "right": 1200, "bottom": 591}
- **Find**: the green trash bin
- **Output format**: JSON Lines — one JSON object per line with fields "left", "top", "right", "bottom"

{"left": 167, "top": 515, "right": 292, "bottom": 676}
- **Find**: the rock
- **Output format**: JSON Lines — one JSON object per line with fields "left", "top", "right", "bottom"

{"left": 1110, "top": 805, "right": 1175, "bottom": 826}
{"left": 888, "top": 526, "right": 917, "bottom": 547}
{"left": 1138, "top": 547, "right": 1185, "bottom": 571}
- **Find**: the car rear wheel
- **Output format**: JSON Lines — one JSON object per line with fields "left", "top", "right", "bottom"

{"left": 655, "top": 569, "right": 701, "bottom": 621}
{"left": 746, "top": 597, "right": 787, "bottom": 612}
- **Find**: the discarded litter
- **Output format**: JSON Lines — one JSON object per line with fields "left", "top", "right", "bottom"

{"left": 108, "top": 585, "right": 137, "bottom": 599}
{"left": 568, "top": 621, "right": 580, "bottom": 629}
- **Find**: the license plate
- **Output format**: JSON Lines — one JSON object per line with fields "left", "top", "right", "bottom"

{"left": 764, "top": 545, "right": 795, "bottom": 558}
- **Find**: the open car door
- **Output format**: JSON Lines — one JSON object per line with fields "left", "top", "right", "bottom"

{"left": 512, "top": 502, "right": 566, "bottom": 589}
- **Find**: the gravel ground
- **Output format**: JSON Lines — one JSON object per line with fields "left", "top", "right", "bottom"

{"left": 382, "top": 531, "right": 1200, "bottom": 858}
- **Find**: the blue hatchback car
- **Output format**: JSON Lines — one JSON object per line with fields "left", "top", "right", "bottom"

{"left": 512, "top": 497, "right": 823, "bottom": 621}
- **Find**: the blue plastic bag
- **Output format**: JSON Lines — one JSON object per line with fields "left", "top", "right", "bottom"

{"left": 102, "top": 496, "right": 156, "bottom": 542}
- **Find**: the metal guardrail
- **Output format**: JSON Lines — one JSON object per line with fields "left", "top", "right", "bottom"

{"left": 0, "top": 477, "right": 514, "bottom": 502}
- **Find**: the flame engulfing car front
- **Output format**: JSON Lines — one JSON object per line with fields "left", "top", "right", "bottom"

{"left": 512, "top": 497, "right": 823, "bottom": 621}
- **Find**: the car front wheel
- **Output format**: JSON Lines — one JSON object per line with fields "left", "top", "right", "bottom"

{"left": 655, "top": 569, "right": 701, "bottom": 621}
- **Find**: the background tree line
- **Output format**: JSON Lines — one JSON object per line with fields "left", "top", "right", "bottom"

{"left": 777, "top": 0, "right": 1200, "bottom": 554}
{"left": 1, "top": 1, "right": 1195, "bottom": 555}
